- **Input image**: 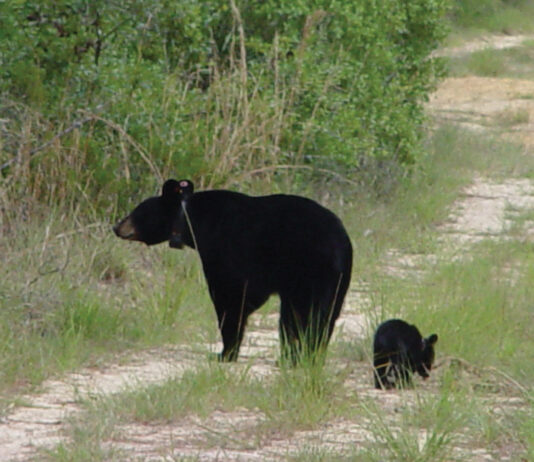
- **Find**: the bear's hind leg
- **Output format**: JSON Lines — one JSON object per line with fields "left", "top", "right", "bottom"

{"left": 278, "top": 303, "right": 302, "bottom": 366}
{"left": 279, "top": 295, "right": 332, "bottom": 366}
{"left": 211, "top": 281, "right": 269, "bottom": 362}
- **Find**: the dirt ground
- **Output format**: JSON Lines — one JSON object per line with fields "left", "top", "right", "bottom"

{"left": 2, "top": 36, "right": 534, "bottom": 461}
{"left": 429, "top": 75, "right": 534, "bottom": 147}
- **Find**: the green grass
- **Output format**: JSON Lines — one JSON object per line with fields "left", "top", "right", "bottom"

{"left": 448, "top": 42, "right": 534, "bottom": 79}
{"left": 4, "top": 6, "right": 534, "bottom": 458}
{"left": 42, "top": 360, "right": 352, "bottom": 460}
{"left": 346, "top": 123, "right": 534, "bottom": 282}
{"left": 0, "top": 215, "right": 216, "bottom": 397}
{"left": 448, "top": 0, "right": 534, "bottom": 35}
{"left": 86, "top": 358, "right": 346, "bottom": 428}
{"left": 494, "top": 107, "right": 530, "bottom": 127}
{"left": 364, "top": 235, "right": 534, "bottom": 385}
{"left": 4, "top": 121, "right": 526, "bottom": 398}
{"left": 286, "top": 447, "right": 362, "bottom": 461}
{"left": 359, "top": 389, "right": 469, "bottom": 462}
{"left": 1, "top": 126, "right": 531, "bottom": 397}
{"left": 11, "top": 9, "right": 534, "bottom": 458}
{"left": 31, "top": 125, "right": 533, "bottom": 460}
{"left": 94, "top": 364, "right": 262, "bottom": 423}
{"left": 403, "top": 240, "right": 534, "bottom": 378}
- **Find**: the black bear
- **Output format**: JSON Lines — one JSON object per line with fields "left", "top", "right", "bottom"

{"left": 113, "top": 179, "right": 353, "bottom": 364}
{"left": 373, "top": 319, "right": 438, "bottom": 389}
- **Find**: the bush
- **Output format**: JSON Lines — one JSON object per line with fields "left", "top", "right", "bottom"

{"left": 0, "top": 0, "right": 448, "bottom": 210}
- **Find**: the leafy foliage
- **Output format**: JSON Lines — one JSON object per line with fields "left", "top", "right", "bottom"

{"left": 0, "top": 0, "right": 448, "bottom": 210}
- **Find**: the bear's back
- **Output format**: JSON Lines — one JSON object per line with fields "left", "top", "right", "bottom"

{"left": 185, "top": 190, "right": 352, "bottom": 285}
{"left": 374, "top": 319, "right": 423, "bottom": 354}
{"left": 188, "top": 190, "right": 350, "bottom": 247}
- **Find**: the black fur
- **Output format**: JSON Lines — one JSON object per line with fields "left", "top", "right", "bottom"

{"left": 114, "top": 179, "right": 353, "bottom": 364}
{"left": 373, "top": 319, "right": 438, "bottom": 389}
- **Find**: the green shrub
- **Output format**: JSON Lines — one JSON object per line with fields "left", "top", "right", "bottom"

{"left": 1, "top": 0, "right": 448, "bottom": 210}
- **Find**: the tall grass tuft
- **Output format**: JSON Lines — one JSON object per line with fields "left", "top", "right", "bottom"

{"left": 0, "top": 211, "right": 214, "bottom": 395}
{"left": 361, "top": 383, "right": 469, "bottom": 462}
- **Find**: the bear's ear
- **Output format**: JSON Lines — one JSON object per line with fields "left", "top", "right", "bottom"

{"left": 176, "top": 179, "right": 194, "bottom": 201}
{"left": 162, "top": 179, "right": 194, "bottom": 203}
{"left": 425, "top": 334, "right": 438, "bottom": 346}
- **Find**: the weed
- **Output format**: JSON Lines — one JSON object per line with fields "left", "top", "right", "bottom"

{"left": 42, "top": 408, "right": 120, "bottom": 462}
{"left": 448, "top": 42, "right": 534, "bottom": 79}
{"left": 360, "top": 386, "right": 468, "bottom": 462}
{"left": 22, "top": 123, "right": 534, "bottom": 461}
{"left": 449, "top": 0, "right": 534, "bottom": 34}
{"left": 494, "top": 107, "right": 530, "bottom": 127}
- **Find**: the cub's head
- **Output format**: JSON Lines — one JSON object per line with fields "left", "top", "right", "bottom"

{"left": 417, "top": 333, "right": 438, "bottom": 378}
{"left": 113, "top": 179, "right": 194, "bottom": 246}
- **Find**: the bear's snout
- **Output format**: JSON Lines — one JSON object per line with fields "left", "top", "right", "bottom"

{"left": 113, "top": 217, "right": 137, "bottom": 240}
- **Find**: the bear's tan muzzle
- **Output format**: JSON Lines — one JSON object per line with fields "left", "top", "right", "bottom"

{"left": 113, "top": 216, "right": 138, "bottom": 240}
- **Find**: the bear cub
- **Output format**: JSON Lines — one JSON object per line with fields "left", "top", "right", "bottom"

{"left": 373, "top": 319, "right": 438, "bottom": 389}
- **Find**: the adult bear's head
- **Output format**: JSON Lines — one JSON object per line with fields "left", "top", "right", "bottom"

{"left": 113, "top": 179, "right": 194, "bottom": 247}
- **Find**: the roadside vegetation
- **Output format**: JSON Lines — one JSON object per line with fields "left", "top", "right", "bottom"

{"left": 448, "top": 40, "right": 534, "bottom": 79}
{"left": 447, "top": 0, "right": 534, "bottom": 39}
{"left": 15, "top": 124, "right": 534, "bottom": 461}
{"left": 0, "top": 0, "right": 533, "bottom": 460}
{"left": 1, "top": 0, "right": 448, "bottom": 395}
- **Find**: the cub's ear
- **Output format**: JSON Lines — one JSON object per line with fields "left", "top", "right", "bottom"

{"left": 426, "top": 334, "right": 438, "bottom": 346}
{"left": 162, "top": 179, "right": 194, "bottom": 203}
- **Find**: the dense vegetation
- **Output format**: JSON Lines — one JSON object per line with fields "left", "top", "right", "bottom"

{"left": 1, "top": 2, "right": 534, "bottom": 459}
{"left": 449, "top": 0, "right": 534, "bottom": 33}
{"left": 1, "top": 0, "right": 448, "bottom": 216}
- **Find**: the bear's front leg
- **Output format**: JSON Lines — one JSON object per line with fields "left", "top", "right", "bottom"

{"left": 205, "top": 273, "right": 254, "bottom": 362}
{"left": 214, "top": 307, "right": 248, "bottom": 362}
